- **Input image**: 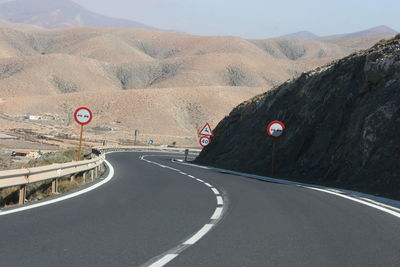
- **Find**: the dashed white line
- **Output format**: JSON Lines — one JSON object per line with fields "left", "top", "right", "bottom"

{"left": 217, "top": 196, "right": 223, "bottom": 205}
{"left": 183, "top": 224, "right": 214, "bottom": 245}
{"left": 141, "top": 154, "right": 227, "bottom": 267}
{"left": 148, "top": 254, "right": 178, "bottom": 267}
{"left": 210, "top": 207, "right": 223, "bottom": 220}
{"left": 211, "top": 188, "right": 220, "bottom": 195}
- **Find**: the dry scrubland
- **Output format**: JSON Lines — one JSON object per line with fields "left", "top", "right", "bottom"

{"left": 0, "top": 26, "right": 392, "bottom": 146}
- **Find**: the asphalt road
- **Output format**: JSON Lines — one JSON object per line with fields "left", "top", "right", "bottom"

{"left": 0, "top": 151, "right": 399, "bottom": 267}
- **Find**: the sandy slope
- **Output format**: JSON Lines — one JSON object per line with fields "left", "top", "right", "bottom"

{"left": 0, "top": 86, "right": 266, "bottom": 146}
{"left": 0, "top": 27, "right": 393, "bottom": 145}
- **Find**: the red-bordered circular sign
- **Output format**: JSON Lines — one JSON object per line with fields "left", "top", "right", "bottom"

{"left": 74, "top": 107, "right": 93, "bottom": 125}
{"left": 266, "top": 121, "right": 285, "bottom": 139}
{"left": 199, "top": 136, "right": 211, "bottom": 148}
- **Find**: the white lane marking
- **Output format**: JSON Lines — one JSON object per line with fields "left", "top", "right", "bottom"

{"left": 148, "top": 254, "right": 178, "bottom": 267}
{"left": 183, "top": 224, "right": 214, "bottom": 245}
{"left": 210, "top": 207, "right": 223, "bottom": 220}
{"left": 306, "top": 187, "right": 400, "bottom": 219}
{"left": 211, "top": 188, "right": 220, "bottom": 195}
{"left": 141, "top": 154, "right": 227, "bottom": 267}
{"left": 0, "top": 160, "right": 115, "bottom": 216}
{"left": 217, "top": 196, "right": 223, "bottom": 205}
{"left": 179, "top": 172, "right": 187, "bottom": 175}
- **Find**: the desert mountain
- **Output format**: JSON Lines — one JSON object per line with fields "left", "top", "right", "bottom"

{"left": 196, "top": 35, "right": 400, "bottom": 199}
{"left": 0, "top": 27, "right": 391, "bottom": 98}
{"left": 0, "top": 27, "right": 393, "bottom": 146}
{"left": 282, "top": 25, "right": 397, "bottom": 41}
{"left": 0, "top": 0, "right": 158, "bottom": 30}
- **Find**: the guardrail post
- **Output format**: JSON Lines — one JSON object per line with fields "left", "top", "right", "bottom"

{"left": 51, "top": 179, "right": 58, "bottom": 194}
{"left": 83, "top": 172, "right": 86, "bottom": 183}
{"left": 18, "top": 185, "right": 27, "bottom": 205}
{"left": 70, "top": 175, "right": 75, "bottom": 182}
{"left": 90, "top": 169, "right": 94, "bottom": 181}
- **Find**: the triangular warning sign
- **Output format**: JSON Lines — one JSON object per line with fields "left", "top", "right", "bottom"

{"left": 199, "top": 123, "right": 213, "bottom": 136}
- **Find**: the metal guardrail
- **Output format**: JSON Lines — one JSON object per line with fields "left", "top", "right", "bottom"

{"left": 98, "top": 146, "right": 201, "bottom": 153}
{"left": 0, "top": 146, "right": 200, "bottom": 207}
{"left": 0, "top": 150, "right": 105, "bottom": 206}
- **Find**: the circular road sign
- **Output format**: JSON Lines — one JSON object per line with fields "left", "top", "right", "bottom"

{"left": 199, "top": 136, "right": 211, "bottom": 148}
{"left": 74, "top": 107, "right": 93, "bottom": 125}
{"left": 267, "top": 121, "right": 285, "bottom": 139}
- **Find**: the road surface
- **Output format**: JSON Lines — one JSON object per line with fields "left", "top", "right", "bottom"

{"left": 0, "top": 151, "right": 399, "bottom": 266}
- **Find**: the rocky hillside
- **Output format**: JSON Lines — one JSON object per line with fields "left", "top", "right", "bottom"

{"left": 196, "top": 35, "right": 400, "bottom": 200}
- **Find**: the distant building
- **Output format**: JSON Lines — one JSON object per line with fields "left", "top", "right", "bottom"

{"left": 28, "top": 115, "right": 41, "bottom": 120}
{"left": 11, "top": 151, "right": 40, "bottom": 159}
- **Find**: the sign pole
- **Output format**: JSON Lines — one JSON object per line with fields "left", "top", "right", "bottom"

{"left": 74, "top": 107, "right": 93, "bottom": 161}
{"left": 271, "top": 140, "right": 276, "bottom": 177}
{"left": 266, "top": 121, "right": 286, "bottom": 177}
{"left": 134, "top": 132, "right": 137, "bottom": 146}
{"left": 77, "top": 124, "right": 84, "bottom": 161}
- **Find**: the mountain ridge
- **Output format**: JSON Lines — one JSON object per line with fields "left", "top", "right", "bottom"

{"left": 0, "top": 0, "right": 159, "bottom": 30}
{"left": 281, "top": 25, "right": 397, "bottom": 41}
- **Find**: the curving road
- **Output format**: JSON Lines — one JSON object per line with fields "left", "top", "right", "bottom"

{"left": 0, "top": 151, "right": 399, "bottom": 266}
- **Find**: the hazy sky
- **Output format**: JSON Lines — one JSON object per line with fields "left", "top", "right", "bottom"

{"left": 74, "top": 0, "right": 399, "bottom": 38}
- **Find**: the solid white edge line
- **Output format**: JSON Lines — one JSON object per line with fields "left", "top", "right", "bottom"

{"left": 148, "top": 254, "right": 178, "bottom": 267}
{"left": 211, "top": 188, "right": 220, "bottom": 195}
{"left": 210, "top": 207, "right": 223, "bottom": 220}
{"left": 217, "top": 196, "right": 223, "bottom": 205}
{"left": 0, "top": 160, "right": 115, "bottom": 216}
{"left": 175, "top": 161, "right": 400, "bottom": 219}
{"left": 306, "top": 187, "right": 400, "bottom": 219}
{"left": 183, "top": 224, "right": 214, "bottom": 245}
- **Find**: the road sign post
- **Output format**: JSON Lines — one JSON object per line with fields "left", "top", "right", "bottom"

{"left": 199, "top": 136, "right": 211, "bottom": 147}
{"left": 199, "top": 123, "right": 213, "bottom": 137}
{"left": 74, "top": 107, "right": 93, "bottom": 161}
{"left": 198, "top": 123, "right": 213, "bottom": 148}
{"left": 266, "top": 121, "right": 285, "bottom": 177}
{"left": 134, "top": 130, "right": 139, "bottom": 146}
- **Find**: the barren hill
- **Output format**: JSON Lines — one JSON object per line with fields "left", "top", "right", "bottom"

{"left": 0, "top": 27, "right": 394, "bottom": 146}
{"left": 196, "top": 35, "right": 400, "bottom": 199}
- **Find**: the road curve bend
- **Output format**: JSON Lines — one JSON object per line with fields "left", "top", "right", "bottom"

{"left": 0, "top": 151, "right": 399, "bottom": 267}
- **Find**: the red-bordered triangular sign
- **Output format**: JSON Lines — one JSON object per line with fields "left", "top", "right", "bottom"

{"left": 199, "top": 123, "right": 213, "bottom": 136}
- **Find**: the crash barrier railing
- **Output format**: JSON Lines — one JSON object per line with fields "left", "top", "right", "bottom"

{"left": 0, "top": 149, "right": 105, "bottom": 206}
{"left": 97, "top": 146, "right": 201, "bottom": 154}
{"left": 0, "top": 146, "right": 200, "bottom": 207}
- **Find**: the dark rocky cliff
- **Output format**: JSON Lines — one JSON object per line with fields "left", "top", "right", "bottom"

{"left": 197, "top": 35, "right": 400, "bottom": 200}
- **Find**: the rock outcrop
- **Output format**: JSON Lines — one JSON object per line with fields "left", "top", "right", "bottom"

{"left": 197, "top": 35, "right": 400, "bottom": 200}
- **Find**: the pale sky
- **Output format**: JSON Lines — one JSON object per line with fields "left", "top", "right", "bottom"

{"left": 74, "top": 0, "right": 399, "bottom": 38}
